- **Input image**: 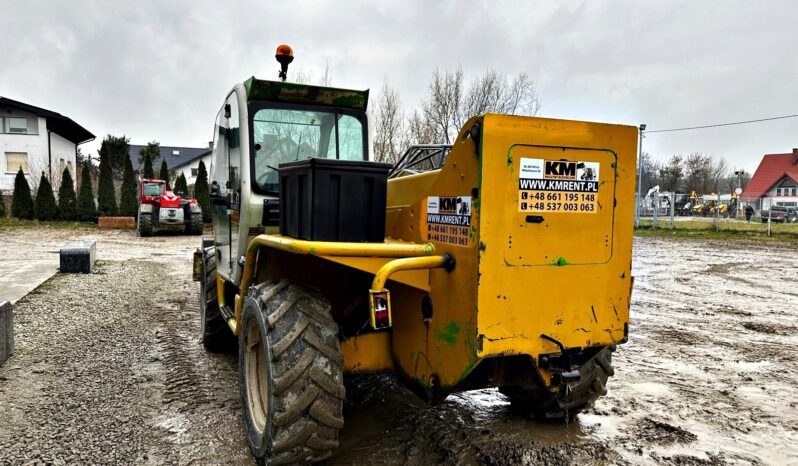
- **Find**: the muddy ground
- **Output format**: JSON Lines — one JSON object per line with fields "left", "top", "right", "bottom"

{"left": 0, "top": 228, "right": 796, "bottom": 465}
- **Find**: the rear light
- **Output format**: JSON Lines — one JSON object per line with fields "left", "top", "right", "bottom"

{"left": 369, "top": 290, "right": 392, "bottom": 330}
{"left": 190, "top": 199, "right": 197, "bottom": 205}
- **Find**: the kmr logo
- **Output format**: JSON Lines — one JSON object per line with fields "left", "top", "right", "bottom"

{"left": 545, "top": 160, "right": 576, "bottom": 180}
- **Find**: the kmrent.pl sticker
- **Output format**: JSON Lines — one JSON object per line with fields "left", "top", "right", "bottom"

{"left": 518, "top": 158, "right": 600, "bottom": 214}
{"left": 426, "top": 196, "right": 471, "bottom": 247}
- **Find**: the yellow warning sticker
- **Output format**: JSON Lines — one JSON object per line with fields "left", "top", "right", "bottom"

{"left": 518, "top": 158, "right": 600, "bottom": 214}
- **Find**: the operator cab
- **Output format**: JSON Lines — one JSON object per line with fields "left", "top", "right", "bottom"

{"left": 250, "top": 104, "right": 367, "bottom": 193}
{"left": 142, "top": 180, "right": 165, "bottom": 198}
{"left": 208, "top": 45, "right": 371, "bottom": 282}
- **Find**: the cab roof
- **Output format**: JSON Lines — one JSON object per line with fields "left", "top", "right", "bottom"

{"left": 243, "top": 77, "right": 369, "bottom": 111}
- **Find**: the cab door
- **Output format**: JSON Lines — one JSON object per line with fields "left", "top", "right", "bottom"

{"left": 210, "top": 99, "right": 235, "bottom": 279}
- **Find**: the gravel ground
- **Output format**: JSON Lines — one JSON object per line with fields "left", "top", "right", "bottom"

{"left": 0, "top": 228, "right": 796, "bottom": 465}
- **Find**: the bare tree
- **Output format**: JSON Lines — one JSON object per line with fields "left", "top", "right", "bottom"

{"left": 505, "top": 73, "right": 542, "bottom": 116}
{"left": 637, "top": 152, "right": 659, "bottom": 192}
{"left": 289, "top": 67, "right": 314, "bottom": 84}
{"left": 405, "top": 109, "right": 437, "bottom": 146}
{"left": 683, "top": 152, "right": 711, "bottom": 193}
{"left": 460, "top": 69, "right": 541, "bottom": 127}
{"left": 407, "top": 67, "right": 541, "bottom": 146}
{"left": 372, "top": 79, "right": 405, "bottom": 163}
{"left": 657, "top": 155, "right": 683, "bottom": 192}
{"left": 422, "top": 67, "right": 464, "bottom": 144}
{"left": 707, "top": 155, "right": 729, "bottom": 192}
{"left": 289, "top": 64, "right": 333, "bottom": 86}
{"left": 319, "top": 61, "right": 332, "bottom": 87}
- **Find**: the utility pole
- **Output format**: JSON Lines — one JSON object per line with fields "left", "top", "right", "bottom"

{"left": 734, "top": 169, "right": 744, "bottom": 217}
{"left": 635, "top": 124, "right": 646, "bottom": 227}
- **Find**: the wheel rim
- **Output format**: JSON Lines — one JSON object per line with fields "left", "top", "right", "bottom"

{"left": 245, "top": 319, "right": 269, "bottom": 434}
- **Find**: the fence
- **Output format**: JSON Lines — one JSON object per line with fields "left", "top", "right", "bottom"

{"left": 634, "top": 189, "right": 798, "bottom": 240}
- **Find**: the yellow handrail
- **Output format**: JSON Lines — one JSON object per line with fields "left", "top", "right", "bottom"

{"left": 371, "top": 255, "right": 452, "bottom": 291}
{"left": 253, "top": 234, "right": 435, "bottom": 257}
{"left": 233, "top": 234, "right": 437, "bottom": 333}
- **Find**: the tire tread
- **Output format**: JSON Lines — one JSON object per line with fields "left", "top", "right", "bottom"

{"left": 244, "top": 281, "right": 344, "bottom": 465}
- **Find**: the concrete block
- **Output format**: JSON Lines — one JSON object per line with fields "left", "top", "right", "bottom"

{"left": 98, "top": 216, "right": 136, "bottom": 229}
{"left": 0, "top": 301, "right": 13, "bottom": 366}
{"left": 60, "top": 240, "right": 97, "bottom": 274}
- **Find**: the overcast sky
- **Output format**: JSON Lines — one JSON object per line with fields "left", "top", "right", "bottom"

{"left": 2, "top": 1, "right": 796, "bottom": 172}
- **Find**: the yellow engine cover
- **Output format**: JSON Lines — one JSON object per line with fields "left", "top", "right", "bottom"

{"left": 476, "top": 115, "right": 635, "bottom": 359}
{"left": 381, "top": 114, "right": 636, "bottom": 391}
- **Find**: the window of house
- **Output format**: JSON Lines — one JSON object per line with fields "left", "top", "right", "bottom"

{"left": 5, "top": 152, "right": 29, "bottom": 173}
{"left": 777, "top": 178, "right": 796, "bottom": 197}
{"left": 191, "top": 168, "right": 198, "bottom": 177}
{"left": 7, "top": 117, "right": 28, "bottom": 134}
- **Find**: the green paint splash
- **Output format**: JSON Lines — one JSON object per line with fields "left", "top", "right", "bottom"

{"left": 552, "top": 257, "right": 570, "bottom": 266}
{"left": 435, "top": 322, "right": 460, "bottom": 345}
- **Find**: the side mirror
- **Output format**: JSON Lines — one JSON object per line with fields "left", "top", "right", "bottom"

{"left": 210, "top": 180, "right": 220, "bottom": 197}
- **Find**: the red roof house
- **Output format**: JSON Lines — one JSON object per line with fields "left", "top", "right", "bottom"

{"left": 742, "top": 149, "right": 798, "bottom": 202}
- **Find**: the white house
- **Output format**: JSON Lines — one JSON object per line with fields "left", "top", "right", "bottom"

{"left": 172, "top": 147, "right": 212, "bottom": 186}
{"left": 128, "top": 143, "right": 212, "bottom": 187}
{"left": 741, "top": 149, "right": 798, "bottom": 210}
{"left": 0, "top": 97, "right": 94, "bottom": 192}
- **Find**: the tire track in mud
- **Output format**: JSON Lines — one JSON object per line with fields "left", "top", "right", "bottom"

{"left": 2, "top": 229, "right": 797, "bottom": 465}
{"left": 155, "top": 295, "right": 216, "bottom": 411}
{"left": 149, "top": 263, "right": 253, "bottom": 465}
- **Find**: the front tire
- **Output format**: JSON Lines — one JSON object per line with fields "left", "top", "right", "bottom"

{"left": 137, "top": 211, "right": 152, "bottom": 237}
{"left": 187, "top": 211, "right": 203, "bottom": 235}
{"left": 240, "top": 280, "right": 345, "bottom": 465}
{"left": 500, "top": 346, "right": 615, "bottom": 420}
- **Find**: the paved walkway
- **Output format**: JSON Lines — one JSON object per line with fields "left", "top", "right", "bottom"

{"left": 0, "top": 259, "right": 59, "bottom": 304}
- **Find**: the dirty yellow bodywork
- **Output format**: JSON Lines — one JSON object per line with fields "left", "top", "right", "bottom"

{"left": 234, "top": 114, "right": 636, "bottom": 394}
{"left": 380, "top": 114, "right": 636, "bottom": 391}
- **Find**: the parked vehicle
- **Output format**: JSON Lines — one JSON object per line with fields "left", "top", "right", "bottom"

{"left": 137, "top": 179, "right": 203, "bottom": 236}
{"left": 194, "top": 45, "right": 636, "bottom": 465}
{"left": 760, "top": 206, "right": 798, "bottom": 223}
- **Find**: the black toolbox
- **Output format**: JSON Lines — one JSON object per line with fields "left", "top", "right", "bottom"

{"left": 279, "top": 158, "right": 392, "bottom": 242}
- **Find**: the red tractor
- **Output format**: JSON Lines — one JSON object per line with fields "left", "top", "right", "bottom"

{"left": 137, "top": 179, "right": 203, "bottom": 236}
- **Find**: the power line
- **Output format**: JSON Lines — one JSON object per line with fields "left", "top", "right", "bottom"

{"left": 646, "top": 113, "right": 798, "bottom": 134}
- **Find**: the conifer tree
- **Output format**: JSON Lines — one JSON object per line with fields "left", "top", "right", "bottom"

{"left": 0, "top": 189, "right": 6, "bottom": 218}
{"left": 34, "top": 172, "right": 58, "bottom": 221}
{"left": 119, "top": 156, "right": 138, "bottom": 217}
{"left": 194, "top": 160, "right": 211, "bottom": 222}
{"left": 159, "top": 160, "right": 170, "bottom": 190}
{"left": 142, "top": 153, "right": 155, "bottom": 179}
{"left": 97, "top": 147, "right": 117, "bottom": 216}
{"left": 173, "top": 173, "right": 188, "bottom": 197}
{"left": 11, "top": 168, "right": 34, "bottom": 220}
{"left": 57, "top": 167, "right": 78, "bottom": 221}
{"left": 77, "top": 161, "right": 98, "bottom": 222}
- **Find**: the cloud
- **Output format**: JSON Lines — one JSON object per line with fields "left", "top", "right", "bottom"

{"left": 1, "top": 0, "right": 795, "bottom": 171}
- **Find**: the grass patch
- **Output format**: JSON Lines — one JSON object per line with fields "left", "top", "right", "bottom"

{"left": 0, "top": 218, "right": 97, "bottom": 231}
{"left": 636, "top": 218, "right": 798, "bottom": 243}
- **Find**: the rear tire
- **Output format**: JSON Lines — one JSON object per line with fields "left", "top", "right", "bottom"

{"left": 137, "top": 212, "right": 152, "bottom": 237}
{"left": 500, "top": 346, "right": 615, "bottom": 420}
{"left": 239, "top": 280, "right": 345, "bottom": 466}
{"left": 200, "top": 247, "right": 235, "bottom": 352}
{"left": 187, "top": 211, "right": 203, "bottom": 235}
